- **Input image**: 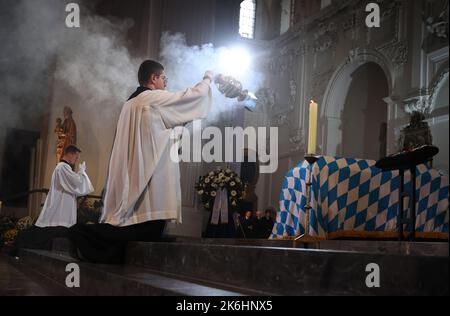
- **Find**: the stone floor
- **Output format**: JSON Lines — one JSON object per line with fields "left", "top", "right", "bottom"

{"left": 0, "top": 255, "right": 72, "bottom": 296}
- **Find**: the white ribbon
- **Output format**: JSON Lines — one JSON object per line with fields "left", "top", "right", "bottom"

{"left": 211, "top": 188, "right": 229, "bottom": 225}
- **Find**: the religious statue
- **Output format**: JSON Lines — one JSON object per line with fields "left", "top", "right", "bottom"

{"left": 55, "top": 107, "right": 77, "bottom": 163}
{"left": 54, "top": 118, "right": 65, "bottom": 163}
{"left": 62, "top": 107, "right": 77, "bottom": 147}
{"left": 398, "top": 111, "right": 433, "bottom": 151}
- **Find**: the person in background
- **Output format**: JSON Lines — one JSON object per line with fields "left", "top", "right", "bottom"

{"left": 238, "top": 210, "right": 255, "bottom": 238}
{"left": 36, "top": 145, "right": 94, "bottom": 228}
{"left": 253, "top": 210, "right": 266, "bottom": 239}
{"left": 12, "top": 145, "right": 93, "bottom": 257}
{"left": 261, "top": 207, "right": 276, "bottom": 238}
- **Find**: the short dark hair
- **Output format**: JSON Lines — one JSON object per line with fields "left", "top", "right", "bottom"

{"left": 265, "top": 207, "right": 276, "bottom": 215}
{"left": 64, "top": 145, "right": 81, "bottom": 155}
{"left": 138, "top": 60, "right": 164, "bottom": 86}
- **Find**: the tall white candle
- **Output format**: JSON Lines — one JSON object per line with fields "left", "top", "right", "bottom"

{"left": 308, "top": 100, "right": 318, "bottom": 154}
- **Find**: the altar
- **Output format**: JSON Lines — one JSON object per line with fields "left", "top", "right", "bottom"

{"left": 271, "top": 156, "right": 449, "bottom": 240}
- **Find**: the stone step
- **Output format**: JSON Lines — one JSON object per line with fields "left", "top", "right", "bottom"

{"left": 16, "top": 249, "right": 256, "bottom": 296}
{"left": 166, "top": 237, "right": 450, "bottom": 257}
{"left": 51, "top": 237, "right": 450, "bottom": 257}
{"left": 126, "top": 241, "right": 449, "bottom": 296}
{"left": 0, "top": 254, "right": 72, "bottom": 296}
{"left": 17, "top": 238, "right": 449, "bottom": 295}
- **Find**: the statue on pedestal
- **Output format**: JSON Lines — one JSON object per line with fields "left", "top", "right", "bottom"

{"left": 399, "top": 111, "right": 433, "bottom": 151}
{"left": 55, "top": 107, "right": 77, "bottom": 163}
{"left": 54, "top": 118, "right": 65, "bottom": 164}
{"left": 62, "top": 106, "right": 77, "bottom": 147}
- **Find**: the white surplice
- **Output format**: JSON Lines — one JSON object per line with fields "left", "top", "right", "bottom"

{"left": 35, "top": 162, "right": 94, "bottom": 228}
{"left": 100, "top": 79, "right": 212, "bottom": 227}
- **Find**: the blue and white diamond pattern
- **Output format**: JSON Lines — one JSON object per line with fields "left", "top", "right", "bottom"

{"left": 272, "top": 156, "right": 449, "bottom": 239}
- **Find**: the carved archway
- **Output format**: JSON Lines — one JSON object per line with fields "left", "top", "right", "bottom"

{"left": 429, "top": 68, "right": 449, "bottom": 113}
{"left": 428, "top": 67, "right": 449, "bottom": 174}
{"left": 321, "top": 48, "right": 394, "bottom": 157}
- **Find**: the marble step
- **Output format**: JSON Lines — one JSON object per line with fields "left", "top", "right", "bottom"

{"left": 24, "top": 238, "right": 450, "bottom": 295}
{"left": 164, "top": 237, "right": 450, "bottom": 257}
{"left": 0, "top": 255, "right": 72, "bottom": 296}
{"left": 126, "top": 241, "right": 449, "bottom": 296}
{"left": 51, "top": 237, "right": 450, "bottom": 257}
{"left": 16, "top": 249, "right": 256, "bottom": 296}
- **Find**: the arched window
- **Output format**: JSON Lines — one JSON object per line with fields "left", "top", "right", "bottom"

{"left": 239, "top": 0, "right": 256, "bottom": 39}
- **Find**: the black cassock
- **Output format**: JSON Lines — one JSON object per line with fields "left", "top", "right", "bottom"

{"left": 11, "top": 222, "right": 166, "bottom": 264}
{"left": 68, "top": 220, "right": 166, "bottom": 264}
{"left": 11, "top": 226, "right": 69, "bottom": 256}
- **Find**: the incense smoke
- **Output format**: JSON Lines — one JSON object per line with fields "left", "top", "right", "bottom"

{"left": 159, "top": 32, "right": 264, "bottom": 123}
{"left": 0, "top": 0, "right": 138, "bottom": 178}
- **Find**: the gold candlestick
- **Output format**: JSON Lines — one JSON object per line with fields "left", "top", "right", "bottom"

{"left": 295, "top": 154, "right": 321, "bottom": 243}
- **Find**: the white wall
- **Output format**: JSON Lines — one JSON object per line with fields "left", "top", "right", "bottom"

{"left": 430, "top": 78, "right": 449, "bottom": 174}
{"left": 280, "top": 0, "right": 292, "bottom": 35}
{"left": 42, "top": 81, "right": 122, "bottom": 196}
{"left": 342, "top": 65, "right": 370, "bottom": 159}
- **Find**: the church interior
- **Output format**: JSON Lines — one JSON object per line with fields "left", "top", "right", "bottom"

{"left": 0, "top": 0, "right": 448, "bottom": 297}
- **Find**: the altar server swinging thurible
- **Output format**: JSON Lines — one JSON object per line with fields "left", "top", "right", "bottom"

{"left": 100, "top": 60, "right": 213, "bottom": 231}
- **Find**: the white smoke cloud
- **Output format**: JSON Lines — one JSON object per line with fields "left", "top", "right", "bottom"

{"left": 159, "top": 32, "right": 264, "bottom": 123}
{"left": 0, "top": 0, "right": 139, "bottom": 184}
{"left": 0, "top": 0, "right": 63, "bottom": 130}
{"left": 0, "top": 0, "right": 139, "bottom": 124}
{"left": 54, "top": 15, "right": 138, "bottom": 108}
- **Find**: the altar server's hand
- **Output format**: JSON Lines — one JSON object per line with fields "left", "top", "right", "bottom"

{"left": 79, "top": 161, "right": 87, "bottom": 174}
{"left": 203, "top": 71, "right": 214, "bottom": 83}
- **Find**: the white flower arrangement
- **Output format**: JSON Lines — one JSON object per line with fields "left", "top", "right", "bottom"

{"left": 195, "top": 167, "right": 246, "bottom": 211}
